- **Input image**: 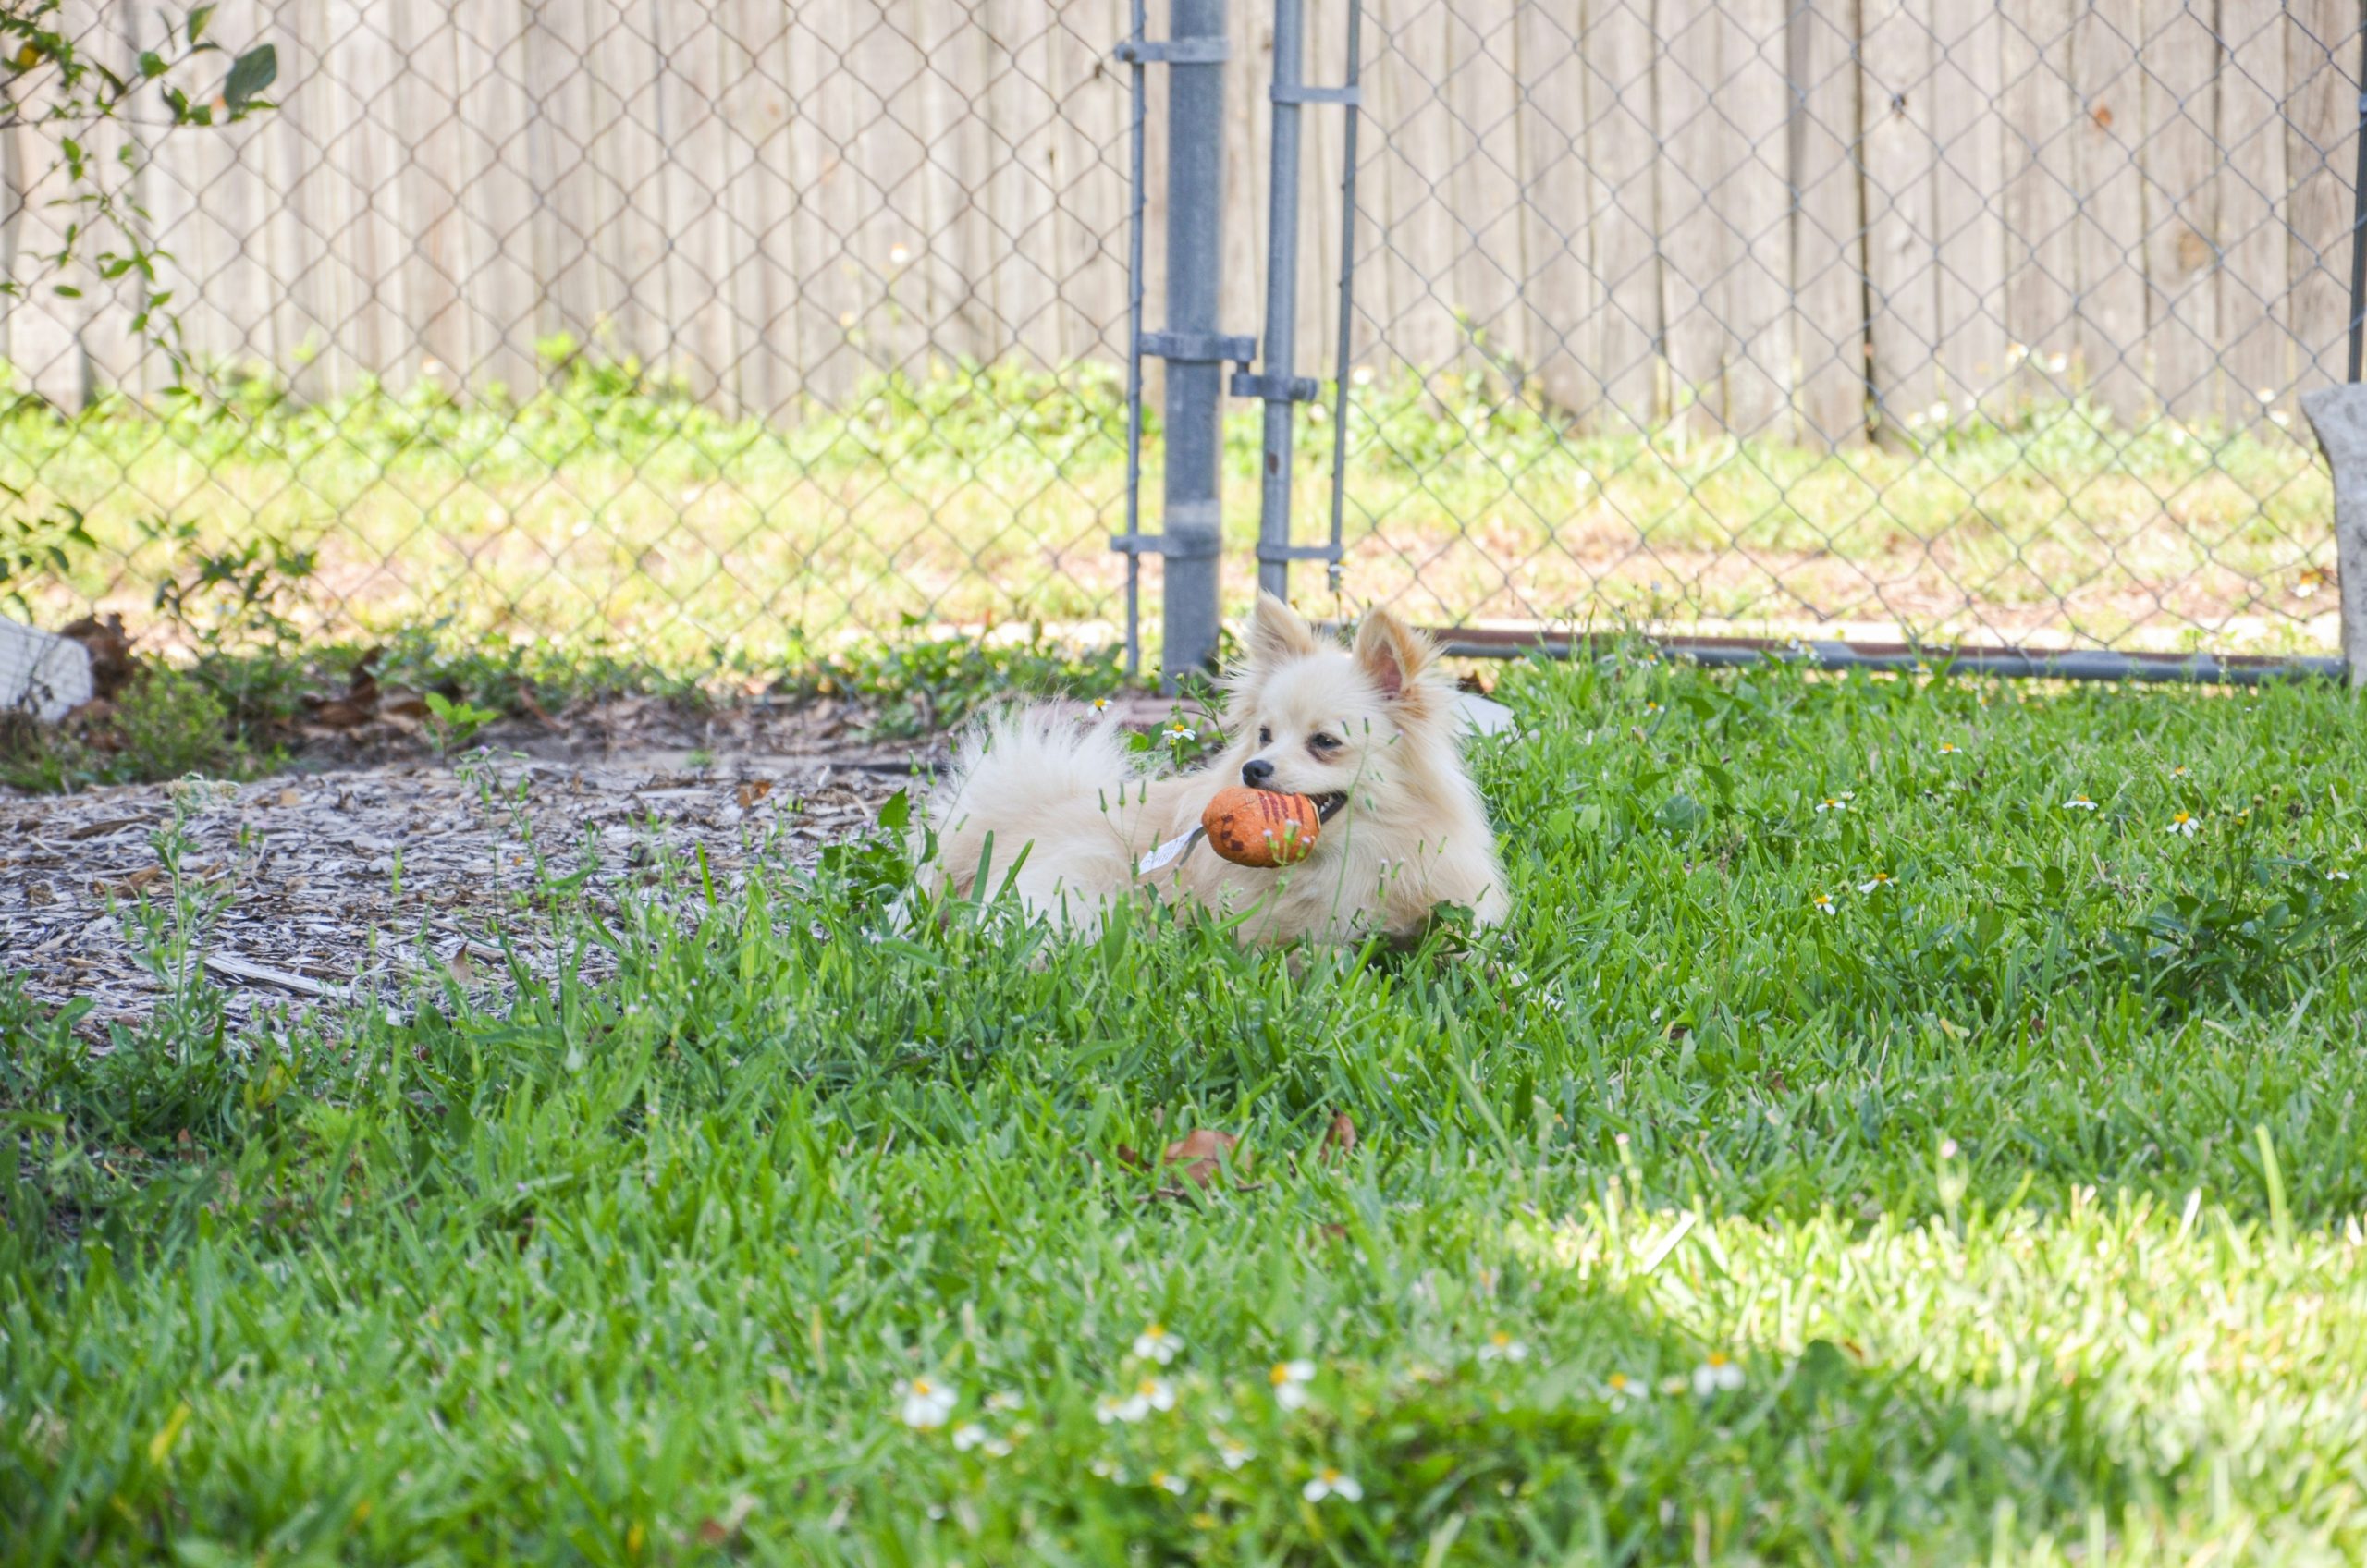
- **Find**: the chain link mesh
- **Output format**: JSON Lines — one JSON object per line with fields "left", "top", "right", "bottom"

{"left": 1331, "top": 0, "right": 2363, "bottom": 655}
{"left": 2, "top": 0, "right": 2361, "bottom": 671}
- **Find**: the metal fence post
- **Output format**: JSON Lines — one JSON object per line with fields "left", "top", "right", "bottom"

{"left": 1239, "top": 0, "right": 1356, "bottom": 607}
{"left": 1112, "top": 2, "right": 1245, "bottom": 688}
{"left": 2349, "top": 24, "right": 2366, "bottom": 383}
{"left": 1253, "top": 0, "right": 1308, "bottom": 603}
{"left": 1158, "top": 0, "right": 1228, "bottom": 685}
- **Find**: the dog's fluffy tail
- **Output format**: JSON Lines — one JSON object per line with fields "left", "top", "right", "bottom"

{"left": 919, "top": 707, "right": 1142, "bottom": 899}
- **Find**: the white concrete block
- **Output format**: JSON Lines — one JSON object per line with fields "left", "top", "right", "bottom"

{"left": 2300, "top": 385, "right": 2367, "bottom": 691}
{"left": 0, "top": 616, "right": 95, "bottom": 722}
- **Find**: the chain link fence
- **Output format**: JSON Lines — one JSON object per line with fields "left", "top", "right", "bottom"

{"left": 1, "top": 0, "right": 2361, "bottom": 677}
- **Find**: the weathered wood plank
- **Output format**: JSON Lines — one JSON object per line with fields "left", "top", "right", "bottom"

{"left": 1929, "top": 0, "right": 2011, "bottom": 417}
{"left": 1859, "top": 0, "right": 1941, "bottom": 437}
{"left": 2285, "top": 0, "right": 2361, "bottom": 396}
{"left": 2140, "top": 0, "right": 2222, "bottom": 421}
{"left": 2214, "top": 0, "right": 2290, "bottom": 426}
{"left": 2069, "top": 0, "right": 2149, "bottom": 422}
{"left": 1790, "top": 0, "right": 1867, "bottom": 446}
{"left": 1720, "top": 0, "right": 1793, "bottom": 437}
{"left": 1657, "top": 0, "right": 1732, "bottom": 433}
{"left": 1515, "top": 0, "right": 1600, "bottom": 427}
{"left": 1581, "top": 0, "right": 1662, "bottom": 432}
{"left": 1999, "top": 0, "right": 2080, "bottom": 407}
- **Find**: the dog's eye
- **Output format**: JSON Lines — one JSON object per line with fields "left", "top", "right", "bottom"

{"left": 1257, "top": 727, "right": 1272, "bottom": 746}
{"left": 1309, "top": 732, "right": 1341, "bottom": 753}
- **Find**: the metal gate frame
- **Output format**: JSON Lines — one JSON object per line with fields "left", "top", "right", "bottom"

{"left": 1118, "top": 3, "right": 2367, "bottom": 690}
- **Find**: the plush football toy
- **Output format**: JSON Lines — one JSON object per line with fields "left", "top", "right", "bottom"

{"left": 1201, "top": 786, "right": 1324, "bottom": 867}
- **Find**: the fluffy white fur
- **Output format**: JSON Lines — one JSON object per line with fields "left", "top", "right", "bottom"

{"left": 920, "top": 594, "right": 1509, "bottom": 943}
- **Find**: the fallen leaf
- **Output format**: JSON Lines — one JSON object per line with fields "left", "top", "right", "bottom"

{"left": 277, "top": 787, "right": 301, "bottom": 808}
{"left": 98, "top": 865, "right": 164, "bottom": 898}
{"left": 1318, "top": 1110, "right": 1356, "bottom": 1162}
{"left": 737, "top": 779, "right": 775, "bottom": 809}
{"left": 1162, "top": 1128, "right": 1238, "bottom": 1188}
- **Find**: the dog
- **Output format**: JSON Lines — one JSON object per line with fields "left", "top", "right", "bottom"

{"left": 920, "top": 593, "right": 1508, "bottom": 943}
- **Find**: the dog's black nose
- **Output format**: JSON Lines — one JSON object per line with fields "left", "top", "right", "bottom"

{"left": 1241, "top": 758, "right": 1275, "bottom": 788}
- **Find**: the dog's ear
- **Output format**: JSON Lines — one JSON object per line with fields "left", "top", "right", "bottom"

{"left": 1353, "top": 606, "right": 1439, "bottom": 705}
{"left": 1245, "top": 590, "right": 1319, "bottom": 668}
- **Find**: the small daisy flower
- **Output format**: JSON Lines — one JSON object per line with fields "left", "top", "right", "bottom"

{"left": 2328, "top": 869, "right": 2351, "bottom": 882}
{"left": 1095, "top": 1391, "right": 1146, "bottom": 1425}
{"left": 1857, "top": 872, "right": 1895, "bottom": 893}
{"left": 2169, "top": 765, "right": 2189, "bottom": 779}
{"left": 1133, "top": 1323, "right": 1183, "bottom": 1365}
{"left": 1691, "top": 1354, "right": 1746, "bottom": 1396}
{"left": 1269, "top": 1359, "right": 1317, "bottom": 1410}
{"left": 1089, "top": 1457, "right": 1126, "bottom": 1481}
{"left": 1604, "top": 1371, "right": 1647, "bottom": 1411}
{"left": 951, "top": 1423, "right": 987, "bottom": 1452}
{"left": 1660, "top": 1375, "right": 1690, "bottom": 1397}
{"left": 1643, "top": 701, "right": 1663, "bottom": 716}
{"left": 1150, "top": 1470, "right": 1188, "bottom": 1497}
{"left": 1812, "top": 892, "right": 1836, "bottom": 915}
{"left": 985, "top": 1391, "right": 1024, "bottom": 1415}
{"left": 1163, "top": 724, "right": 1196, "bottom": 743}
{"left": 1936, "top": 742, "right": 1960, "bottom": 755}
{"left": 1091, "top": 696, "right": 1110, "bottom": 713}
{"left": 896, "top": 1378, "right": 958, "bottom": 1430}
{"left": 1302, "top": 1467, "right": 1364, "bottom": 1503}
{"left": 1216, "top": 1439, "right": 1253, "bottom": 1471}
{"left": 1478, "top": 1331, "right": 1528, "bottom": 1364}
{"left": 1814, "top": 792, "right": 1854, "bottom": 814}
{"left": 2063, "top": 794, "right": 2097, "bottom": 812}
{"left": 2165, "top": 812, "right": 2199, "bottom": 838}
{"left": 1137, "top": 1376, "right": 1177, "bottom": 1412}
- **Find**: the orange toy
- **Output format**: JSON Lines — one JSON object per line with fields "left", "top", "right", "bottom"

{"left": 1201, "top": 786, "right": 1323, "bottom": 867}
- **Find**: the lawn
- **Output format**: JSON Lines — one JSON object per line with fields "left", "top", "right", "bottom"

{"left": 8, "top": 654, "right": 2367, "bottom": 1562}
{"left": 0, "top": 355, "right": 2338, "bottom": 666}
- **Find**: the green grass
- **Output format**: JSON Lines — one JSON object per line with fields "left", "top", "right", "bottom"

{"left": 0, "top": 351, "right": 2339, "bottom": 663}
{"left": 10, "top": 655, "right": 2367, "bottom": 1562}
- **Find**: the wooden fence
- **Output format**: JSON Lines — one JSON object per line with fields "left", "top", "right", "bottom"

{"left": 3, "top": 0, "right": 2360, "bottom": 440}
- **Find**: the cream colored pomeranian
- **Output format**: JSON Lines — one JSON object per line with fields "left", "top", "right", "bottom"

{"left": 920, "top": 593, "right": 1508, "bottom": 943}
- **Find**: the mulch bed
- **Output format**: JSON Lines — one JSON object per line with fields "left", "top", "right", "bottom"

{"left": 1, "top": 689, "right": 1190, "bottom": 1035}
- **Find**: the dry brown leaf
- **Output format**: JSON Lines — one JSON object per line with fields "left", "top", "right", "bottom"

{"left": 277, "top": 788, "right": 301, "bottom": 809}
{"left": 60, "top": 614, "right": 137, "bottom": 701}
{"left": 1318, "top": 1110, "right": 1356, "bottom": 1162}
{"left": 1161, "top": 1128, "right": 1238, "bottom": 1188}
{"left": 97, "top": 865, "right": 164, "bottom": 899}
{"left": 737, "top": 779, "right": 775, "bottom": 809}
